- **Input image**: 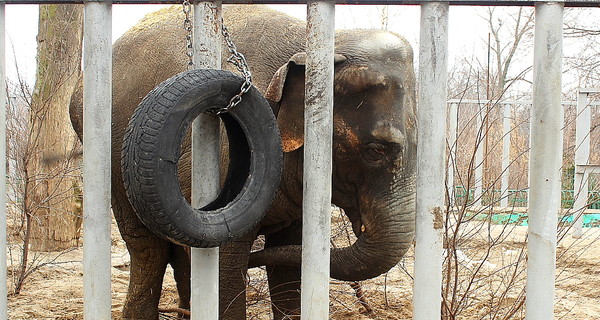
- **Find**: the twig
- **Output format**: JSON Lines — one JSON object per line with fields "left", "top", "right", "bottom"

{"left": 349, "top": 281, "right": 373, "bottom": 314}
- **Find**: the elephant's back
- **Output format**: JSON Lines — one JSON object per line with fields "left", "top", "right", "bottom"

{"left": 222, "top": 5, "right": 306, "bottom": 92}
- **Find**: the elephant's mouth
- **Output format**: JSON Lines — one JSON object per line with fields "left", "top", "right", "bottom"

{"left": 342, "top": 206, "right": 364, "bottom": 238}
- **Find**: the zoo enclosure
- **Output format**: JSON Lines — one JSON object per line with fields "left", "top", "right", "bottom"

{"left": 1, "top": 1, "right": 599, "bottom": 320}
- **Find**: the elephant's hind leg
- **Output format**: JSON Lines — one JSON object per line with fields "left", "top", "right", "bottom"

{"left": 170, "top": 244, "right": 191, "bottom": 316}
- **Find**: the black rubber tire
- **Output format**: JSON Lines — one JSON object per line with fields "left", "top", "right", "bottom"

{"left": 121, "top": 69, "right": 282, "bottom": 248}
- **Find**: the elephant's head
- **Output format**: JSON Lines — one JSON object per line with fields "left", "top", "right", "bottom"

{"left": 254, "top": 30, "right": 417, "bottom": 281}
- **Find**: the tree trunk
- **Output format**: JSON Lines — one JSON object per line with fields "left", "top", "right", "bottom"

{"left": 25, "top": 4, "right": 83, "bottom": 252}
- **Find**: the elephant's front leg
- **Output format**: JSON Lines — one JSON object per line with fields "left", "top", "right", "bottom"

{"left": 219, "top": 230, "right": 256, "bottom": 319}
{"left": 122, "top": 234, "right": 170, "bottom": 320}
{"left": 265, "top": 221, "right": 302, "bottom": 319}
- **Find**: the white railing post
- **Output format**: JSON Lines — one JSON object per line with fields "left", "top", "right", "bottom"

{"left": 414, "top": 2, "right": 448, "bottom": 320}
{"left": 190, "top": 2, "right": 222, "bottom": 320}
{"left": 447, "top": 102, "right": 458, "bottom": 207}
{"left": 474, "top": 105, "right": 483, "bottom": 207}
{"left": 573, "top": 90, "right": 591, "bottom": 238}
{"left": 301, "top": 1, "right": 334, "bottom": 319}
{"left": 526, "top": 2, "right": 563, "bottom": 320}
{"left": 500, "top": 103, "right": 511, "bottom": 208}
{"left": 0, "top": 2, "right": 7, "bottom": 319}
{"left": 82, "top": 1, "right": 112, "bottom": 319}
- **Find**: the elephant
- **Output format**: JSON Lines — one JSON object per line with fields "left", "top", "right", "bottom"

{"left": 69, "top": 4, "right": 417, "bottom": 320}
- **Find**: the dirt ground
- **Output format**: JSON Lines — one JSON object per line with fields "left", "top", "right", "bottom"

{"left": 6, "top": 214, "right": 600, "bottom": 320}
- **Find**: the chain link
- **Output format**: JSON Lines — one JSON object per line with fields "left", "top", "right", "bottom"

{"left": 181, "top": 2, "right": 253, "bottom": 115}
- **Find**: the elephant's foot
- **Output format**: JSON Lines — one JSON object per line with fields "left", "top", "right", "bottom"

{"left": 122, "top": 286, "right": 163, "bottom": 320}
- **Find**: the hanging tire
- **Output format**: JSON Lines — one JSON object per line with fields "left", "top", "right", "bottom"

{"left": 121, "top": 69, "right": 282, "bottom": 248}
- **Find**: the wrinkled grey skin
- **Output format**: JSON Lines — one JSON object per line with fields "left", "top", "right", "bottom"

{"left": 70, "top": 5, "right": 416, "bottom": 320}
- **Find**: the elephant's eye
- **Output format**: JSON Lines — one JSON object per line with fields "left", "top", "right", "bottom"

{"left": 365, "top": 142, "right": 387, "bottom": 161}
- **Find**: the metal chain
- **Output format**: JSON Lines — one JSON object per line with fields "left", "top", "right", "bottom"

{"left": 181, "top": 2, "right": 253, "bottom": 114}
{"left": 217, "top": 18, "right": 253, "bottom": 115}
{"left": 182, "top": 0, "right": 194, "bottom": 70}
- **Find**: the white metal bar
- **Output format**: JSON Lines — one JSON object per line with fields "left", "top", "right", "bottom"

{"left": 500, "top": 104, "right": 511, "bottom": 208}
{"left": 447, "top": 102, "right": 458, "bottom": 206}
{"left": 572, "top": 171, "right": 587, "bottom": 238}
{"left": 576, "top": 164, "right": 600, "bottom": 173}
{"left": 82, "top": 1, "right": 112, "bottom": 319}
{"left": 301, "top": 1, "right": 334, "bottom": 319}
{"left": 526, "top": 2, "right": 563, "bottom": 320}
{"left": 580, "top": 88, "right": 600, "bottom": 94}
{"left": 573, "top": 91, "right": 591, "bottom": 238}
{"left": 413, "top": 2, "right": 448, "bottom": 320}
{"left": 5, "top": 0, "right": 600, "bottom": 6}
{"left": 0, "top": 3, "right": 7, "bottom": 319}
{"left": 575, "top": 91, "right": 591, "bottom": 167}
{"left": 474, "top": 106, "right": 483, "bottom": 207}
{"left": 191, "top": 2, "right": 222, "bottom": 320}
{"left": 446, "top": 99, "right": 585, "bottom": 106}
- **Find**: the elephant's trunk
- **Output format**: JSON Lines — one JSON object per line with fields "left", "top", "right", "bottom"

{"left": 332, "top": 179, "right": 415, "bottom": 280}
{"left": 249, "top": 176, "right": 415, "bottom": 281}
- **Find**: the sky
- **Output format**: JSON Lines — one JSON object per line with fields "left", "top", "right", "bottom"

{"left": 2, "top": 4, "right": 504, "bottom": 87}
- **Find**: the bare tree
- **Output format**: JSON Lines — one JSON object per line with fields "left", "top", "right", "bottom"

{"left": 564, "top": 9, "right": 600, "bottom": 90}
{"left": 486, "top": 7, "right": 534, "bottom": 98}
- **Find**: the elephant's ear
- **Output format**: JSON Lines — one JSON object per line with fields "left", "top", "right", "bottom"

{"left": 265, "top": 52, "right": 347, "bottom": 152}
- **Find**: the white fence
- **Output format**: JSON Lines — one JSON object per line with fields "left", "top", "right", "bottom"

{"left": 447, "top": 91, "right": 600, "bottom": 238}
{"left": 1, "top": 1, "right": 599, "bottom": 319}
